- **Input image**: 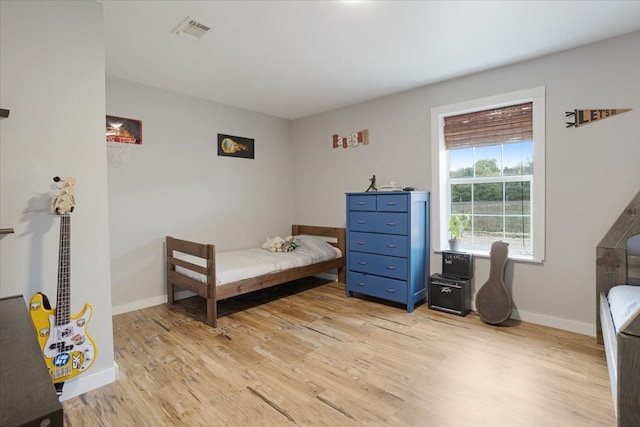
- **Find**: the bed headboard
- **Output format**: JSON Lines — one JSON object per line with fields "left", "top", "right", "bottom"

{"left": 596, "top": 189, "right": 640, "bottom": 342}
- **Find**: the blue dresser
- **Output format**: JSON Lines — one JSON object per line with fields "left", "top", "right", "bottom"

{"left": 346, "top": 191, "right": 430, "bottom": 312}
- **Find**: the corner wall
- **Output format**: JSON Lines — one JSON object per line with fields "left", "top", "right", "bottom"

{"left": 106, "top": 77, "right": 293, "bottom": 312}
{"left": 0, "top": 1, "right": 116, "bottom": 399}
{"left": 291, "top": 31, "right": 640, "bottom": 335}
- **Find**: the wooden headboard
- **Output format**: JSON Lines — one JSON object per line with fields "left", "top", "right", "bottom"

{"left": 596, "top": 189, "right": 640, "bottom": 343}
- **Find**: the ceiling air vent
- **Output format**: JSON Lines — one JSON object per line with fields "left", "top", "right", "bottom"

{"left": 172, "top": 17, "right": 211, "bottom": 41}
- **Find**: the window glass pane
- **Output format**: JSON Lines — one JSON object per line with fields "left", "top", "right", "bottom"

{"left": 505, "top": 216, "right": 530, "bottom": 235}
{"left": 505, "top": 216, "right": 531, "bottom": 253}
{"left": 474, "top": 145, "right": 501, "bottom": 177}
{"left": 505, "top": 181, "right": 530, "bottom": 215}
{"left": 503, "top": 141, "right": 533, "bottom": 176}
{"left": 472, "top": 215, "right": 503, "bottom": 248}
{"left": 473, "top": 183, "right": 503, "bottom": 214}
{"left": 451, "top": 183, "right": 471, "bottom": 214}
{"left": 449, "top": 148, "right": 473, "bottom": 178}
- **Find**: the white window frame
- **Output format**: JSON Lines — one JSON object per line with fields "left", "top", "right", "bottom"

{"left": 430, "top": 87, "right": 546, "bottom": 262}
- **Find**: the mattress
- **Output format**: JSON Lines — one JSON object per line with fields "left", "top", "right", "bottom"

{"left": 608, "top": 285, "right": 640, "bottom": 332}
{"left": 174, "top": 235, "right": 342, "bottom": 286}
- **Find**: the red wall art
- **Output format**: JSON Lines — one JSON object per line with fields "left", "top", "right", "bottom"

{"left": 106, "top": 115, "right": 142, "bottom": 144}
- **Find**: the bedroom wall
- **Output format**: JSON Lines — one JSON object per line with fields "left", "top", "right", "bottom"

{"left": 0, "top": 1, "right": 116, "bottom": 399}
{"left": 106, "top": 77, "right": 293, "bottom": 312}
{"left": 290, "top": 31, "right": 640, "bottom": 335}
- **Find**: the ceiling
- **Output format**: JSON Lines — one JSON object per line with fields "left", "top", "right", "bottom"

{"left": 100, "top": 1, "right": 640, "bottom": 120}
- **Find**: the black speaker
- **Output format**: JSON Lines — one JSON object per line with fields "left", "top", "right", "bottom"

{"left": 442, "top": 251, "right": 473, "bottom": 280}
{"left": 428, "top": 274, "right": 471, "bottom": 316}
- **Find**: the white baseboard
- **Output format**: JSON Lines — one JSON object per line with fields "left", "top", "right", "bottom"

{"left": 509, "top": 308, "right": 595, "bottom": 336}
{"left": 112, "top": 295, "right": 165, "bottom": 315}
{"left": 112, "top": 290, "right": 194, "bottom": 315}
{"left": 58, "top": 361, "right": 118, "bottom": 401}
{"left": 468, "top": 299, "right": 594, "bottom": 336}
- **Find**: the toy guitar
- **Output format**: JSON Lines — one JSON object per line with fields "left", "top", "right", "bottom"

{"left": 29, "top": 177, "right": 97, "bottom": 394}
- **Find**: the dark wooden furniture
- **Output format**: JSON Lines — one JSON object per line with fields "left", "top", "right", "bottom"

{"left": 596, "top": 189, "right": 640, "bottom": 427}
{"left": 166, "top": 225, "right": 346, "bottom": 327}
{"left": 0, "top": 295, "right": 63, "bottom": 427}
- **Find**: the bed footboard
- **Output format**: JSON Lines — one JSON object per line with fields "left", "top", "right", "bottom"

{"left": 599, "top": 292, "right": 618, "bottom": 407}
{"left": 166, "top": 236, "right": 217, "bottom": 326}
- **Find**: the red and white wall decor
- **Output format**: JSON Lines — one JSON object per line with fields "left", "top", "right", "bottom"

{"left": 332, "top": 129, "right": 369, "bottom": 149}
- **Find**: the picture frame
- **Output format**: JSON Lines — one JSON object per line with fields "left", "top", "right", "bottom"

{"left": 106, "top": 115, "right": 142, "bottom": 145}
{"left": 217, "top": 133, "right": 254, "bottom": 159}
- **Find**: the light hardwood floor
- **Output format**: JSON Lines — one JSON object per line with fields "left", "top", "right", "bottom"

{"left": 63, "top": 279, "right": 616, "bottom": 426}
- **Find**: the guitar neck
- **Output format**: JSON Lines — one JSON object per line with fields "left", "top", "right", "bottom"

{"left": 56, "top": 214, "right": 71, "bottom": 326}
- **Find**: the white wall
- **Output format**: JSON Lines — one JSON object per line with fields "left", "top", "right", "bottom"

{"left": 291, "top": 31, "right": 640, "bottom": 335}
{"left": 0, "top": 1, "right": 116, "bottom": 399}
{"left": 106, "top": 77, "right": 293, "bottom": 312}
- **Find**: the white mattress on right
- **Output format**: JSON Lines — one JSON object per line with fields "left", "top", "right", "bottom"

{"left": 608, "top": 285, "right": 640, "bottom": 332}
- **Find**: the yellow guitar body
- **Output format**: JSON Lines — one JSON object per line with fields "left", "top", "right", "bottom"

{"left": 29, "top": 292, "right": 97, "bottom": 383}
{"left": 29, "top": 177, "right": 97, "bottom": 386}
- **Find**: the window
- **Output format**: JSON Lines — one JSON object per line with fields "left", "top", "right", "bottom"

{"left": 431, "top": 87, "right": 545, "bottom": 262}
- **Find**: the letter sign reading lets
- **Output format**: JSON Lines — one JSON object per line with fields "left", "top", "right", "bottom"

{"left": 565, "top": 108, "right": 631, "bottom": 128}
{"left": 332, "top": 129, "right": 369, "bottom": 149}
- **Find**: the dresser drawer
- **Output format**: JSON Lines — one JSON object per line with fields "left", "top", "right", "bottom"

{"left": 376, "top": 194, "right": 408, "bottom": 212}
{"left": 348, "top": 194, "right": 376, "bottom": 211}
{"left": 348, "top": 252, "right": 407, "bottom": 280}
{"left": 348, "top": 212, "right": 408, "bottom": 235}
{"left": 347, "top": 272, "right": 408, "bottom": 304}
{"left": 349, "top": 231, "right": 408, "bottom": 257}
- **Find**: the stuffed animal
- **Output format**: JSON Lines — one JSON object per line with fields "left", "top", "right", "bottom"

{"left": 262, "top": 236, "right": 286, "bottom": 252}
{"left": 283, "top": 235, "right": 302, "bottom": 252}
{"left": 261, "top": 236, "right": 302, "bottom": 252}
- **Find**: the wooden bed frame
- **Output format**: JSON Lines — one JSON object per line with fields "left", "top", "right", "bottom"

{"left": 166, "top": 225, "right": 346, "bottom": 327}
{"left": 596, "top": 189, "right": 640, "bottom": 427}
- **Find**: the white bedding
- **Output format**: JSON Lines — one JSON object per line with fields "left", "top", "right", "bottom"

{"left": 608, "top": 285, "right": 640, "bottom": 332}
{"left": 174, "top": 235, "right": 341, "bottom": 286}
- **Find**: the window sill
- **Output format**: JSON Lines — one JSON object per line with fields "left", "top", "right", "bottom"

{"left": 433, "top": 247, "right": 543, "bottom": 265}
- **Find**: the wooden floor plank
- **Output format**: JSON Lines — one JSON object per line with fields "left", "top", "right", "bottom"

{"left": 63, "top": 278, "right": 615, "bottom": 426}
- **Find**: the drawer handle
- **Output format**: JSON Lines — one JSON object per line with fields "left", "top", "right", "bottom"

{"left": 358, "top": 261, "right": 367, "bottom": 265}
{"left": 386, "top": 222, "right": 396, "bottom": 226}
{"left": 386, "top": 202, "right": 397, "bottom": 206}
{"left": 386, "top": 265, "right": 396, "bottom": 270}
{"left": 386, "top": 244, "right": 397, "bottom": 248}
{"left": 385, "top": 288, "right": 396, "bottom": 293}
{"left": 357, "top": 220, "right": 367, "bottom": 224}
{"left": 357, "top": 241, "right": 367, "bottom": 245}
{"left": 357, "top": 201, "right": 366, "bottom": 205}
{"left": 356, "top": 282, "right": 365, "bottom": 287}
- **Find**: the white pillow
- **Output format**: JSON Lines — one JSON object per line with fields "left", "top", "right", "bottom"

{"left": 295, "top": 234, "right": 342, "bottom": 259}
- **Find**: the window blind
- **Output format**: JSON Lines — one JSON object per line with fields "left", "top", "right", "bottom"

{"left": 444, "top": 102, "right": 532, "bottom": 150}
